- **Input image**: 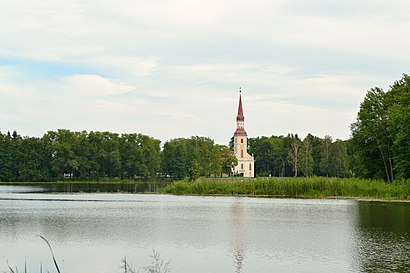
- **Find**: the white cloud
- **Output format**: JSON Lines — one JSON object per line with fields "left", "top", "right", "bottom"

{"left": 0, "top": 66, "right": 24, "bottom": 97}
{"left": 90, "top": 55, "right": 160, "bottom": 78}
{"left": 1, "top": 0, "right": 409, "bottom": 143}
{"left": 60, "top": 74, "right": 134, "bottom": 97}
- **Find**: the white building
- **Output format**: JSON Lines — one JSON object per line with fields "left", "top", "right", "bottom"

{"left": 232, "top": 90, "right": 254, "bottom": 177}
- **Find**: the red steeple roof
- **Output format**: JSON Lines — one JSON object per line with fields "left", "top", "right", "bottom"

{"left": 234, "top": 89, "right": 247, "bottom": 137}
{"left": 236, "top": 92, "right": 244, "bottom": 122}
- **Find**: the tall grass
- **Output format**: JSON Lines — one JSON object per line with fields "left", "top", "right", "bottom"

{"left": 159, "top": 177, "right": 410, "bottom": 200}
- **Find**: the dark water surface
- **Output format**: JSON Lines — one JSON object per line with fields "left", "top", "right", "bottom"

{"left": 1, "top": 185, "right": 410, "bottom": 273}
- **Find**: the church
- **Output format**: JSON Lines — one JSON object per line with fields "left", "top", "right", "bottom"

{"left": 232, "top": 90, "right": 255, "bottom": 177}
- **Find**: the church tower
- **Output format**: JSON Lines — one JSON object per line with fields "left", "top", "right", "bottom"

{"left": 233, "top": 89, "right": 254, "bottom": 177}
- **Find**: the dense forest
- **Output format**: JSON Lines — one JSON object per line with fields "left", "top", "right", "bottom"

{"left": 0, "top": 130, "right": 161, "bottom": 181}
{"left": 1, "top": 74, "right": 409, "bottom": 182}
{"left": 0, "top": 129, "right": 350, "bottom": 181}
{"left": 248, "top": 134, "right": 352, "bottom": 178}
{"left": 0, "top": 130, "right": 237, "bottom": 182}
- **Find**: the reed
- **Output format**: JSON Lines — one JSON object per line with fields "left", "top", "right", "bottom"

{"left": 159, "top": 177, "right": 410, "bottom": 200}
{"left": 5, "top": 237, "right": 169, "bottom": 273}
{"left": 6, "top": 236, "right": 60, "bottom": 273}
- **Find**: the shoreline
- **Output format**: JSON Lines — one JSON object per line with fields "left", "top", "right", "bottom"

{"left": 157, "top": 192, "right": 410, "bottom": 203}
{"left": 1, "top": 177, "right": 410, "bottom": 202}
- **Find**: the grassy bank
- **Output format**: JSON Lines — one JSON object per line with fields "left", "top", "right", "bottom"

{"left": 0, "top": 179, "right": 168, "bottom": 185}
{"left": 159, "top": 177, "right": 410, "bottom": 200}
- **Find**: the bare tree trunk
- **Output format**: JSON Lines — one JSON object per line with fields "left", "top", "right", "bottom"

{"left": 376, "top": 140, "right": 392, "bottom": 183}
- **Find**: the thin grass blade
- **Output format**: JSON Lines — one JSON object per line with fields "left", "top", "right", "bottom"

{"left": 7, "top": 260, "right": 15, "bottom": 273}
{"left": 38, "top": 235, "right": 61, "bottom": 273}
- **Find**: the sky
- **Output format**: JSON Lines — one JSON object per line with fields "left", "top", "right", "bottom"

{"left": 1, "top": 0, "right": 410, "bottom": 145}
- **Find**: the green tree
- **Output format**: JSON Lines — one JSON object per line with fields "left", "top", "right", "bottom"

{"left": 210, "top": 144, "right": 237, "bottom": 177}
{"left": 388, "top": 74, "right": 410, "bottom": 179}
{"left": 249, "top": 136, "right": 289, "bottom": 177}
{"left": 98, "top": 132, "right": 121, "bottom": 178}
{"left": 72, "top": 131, "right": 92, "bottom": 179}
{"left": 120, "top": 133, "right": 161, "bottom": 179}
{"left": 120, "top": 133, "right": 144, "bottom": 179}
{"left": 162, "top": 136, "right": 230, "bottom": 180}
{"left": 320, "top": 135, "right": 332, "bottom": 177}
{"left": 300, "top": 136, "right": 314, "bottom": 177}
{"left": 140, "top": 134, "right": 161, "bottom": 178}
{"left": 249, "top": 136, "right": 276, "bottom": 176}
{"left": 16, "top": 137, "right": 47, "bottom": 181}
{"left": 162, "top": 138, "right": 188, "bottom": 179}
{"left": 329, "top": 140, "right": 349, "bottom": 177}
{"left": 303, "top": 134, "right": 322, "bottom": 176}
{"left": 42, "top": 130, "right": 79, "bottom": 179}
{"left": 288, "top": 134, "right": 302, "bottom": 177}
{"left": 351, "top": 87, "right": 394, "bottom": 181}
{"left": 0, "top": 132, "right": 14, "bottom": 181}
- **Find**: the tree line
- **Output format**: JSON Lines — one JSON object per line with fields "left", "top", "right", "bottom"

{"left": 248, "top": 134, "right": 352, "bottom": 178}
{"left": 0, "top": 128, "right": 350, "bottom": 181}
{"left": 0, "top": 130, "right": 161, "bottom": 181}
{"left": 1, "top": 74, "right": 409, "bottom": 182}
{"left": 0, "top": 130, "right": 237, "bottom": 182}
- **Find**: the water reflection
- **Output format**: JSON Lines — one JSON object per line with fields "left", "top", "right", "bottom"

{"left": 232, "top": 200, "right": 246, "bottom": 273}
{"left": 2, "top": 186, "right": 410, "bottom": 273}
{"left": 0, "top": 182, "right": 171, "bottom": 194}
{"left": 356, "top": 202, "right": 410, "bottom": 273}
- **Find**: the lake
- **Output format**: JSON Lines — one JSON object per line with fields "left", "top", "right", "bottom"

{"left": 1, "top": 184, "right": 410, "bottom": 273}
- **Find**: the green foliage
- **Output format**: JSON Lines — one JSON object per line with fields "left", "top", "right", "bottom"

{"left": 351, "top": 74, "right": 410, "bottom": 181}
{"left": 249, "top": 133, "right": 350, "bottom": 178}
{"left": 249, "top": 136, "right": 280, "bottom": 176}
{"left": 119, "top": 133, "right": 161, "bottom": 179}
{"left": 217, "top": 145, "right": 238, "bottom": 176}
{"left": 389, "top": 75, "right": 410, "bottom": 179}
{"left": 328, "top": 140, "right": 349, "bottom": 177}
{"left": 0, "top": 130, "right": 161, "bottom": 182}
{"left": 161, "top": 136, "right": 236, "bottom": 180}
{"left": 320, "top": 135, "right": 332, "bottom": 177}
{"left": 288, "top": 134, "right": 302, "bottom": 177}
{"left": 248, "top": 135, "right": 291, "bottom": 177}
{"left": 300, "top": 136, "right": 314, "bottom": 177}
{"left": 0, "top": 131, "right": 51, "bottom": 182}
{"left": 0, "top": 132, "right": 16, "bottom": 181}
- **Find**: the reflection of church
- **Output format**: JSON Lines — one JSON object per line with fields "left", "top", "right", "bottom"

{"left": 232, "top": 90, "right": 254, "bottom": 177}
{"left": 232, "top": 201, "right": 246, "bottom": 273}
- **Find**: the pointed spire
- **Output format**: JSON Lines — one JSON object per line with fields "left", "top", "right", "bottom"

{"left": 236, "top": 87, "right": 244, "bottom": 122}
{"left": 234, "top": 87, "right": 247, "bottom": 137}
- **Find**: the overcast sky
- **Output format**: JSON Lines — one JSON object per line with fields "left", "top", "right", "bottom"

{"left": 1, "top": 0, "right": 409, "bottom": 145}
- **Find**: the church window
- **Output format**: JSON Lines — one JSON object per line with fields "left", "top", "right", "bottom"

{"left": 241, "top": 150, "right": 244, "bottom": 158}
{"left": 241, "top": 163, "right": 244, "bottom": 169}
{"left": 241, "top": 139, "right": 244, "bottom": 143}
{"left": 249, "top": 163, "right": 252, "bottom": 170}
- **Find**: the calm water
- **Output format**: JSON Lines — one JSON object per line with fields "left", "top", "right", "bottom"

{"left": 1, "top": 185, "right": 410, "bottom": 273}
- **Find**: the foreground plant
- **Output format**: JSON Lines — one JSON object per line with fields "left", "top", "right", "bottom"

{"left": 5, "top": 237, "right": 170, "bottom": 273}
{"left": 122, "top": 250, "right": 170, "bottom": 273}
{"left": 6, "top": 236, "right": 60, "bottom": 273}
